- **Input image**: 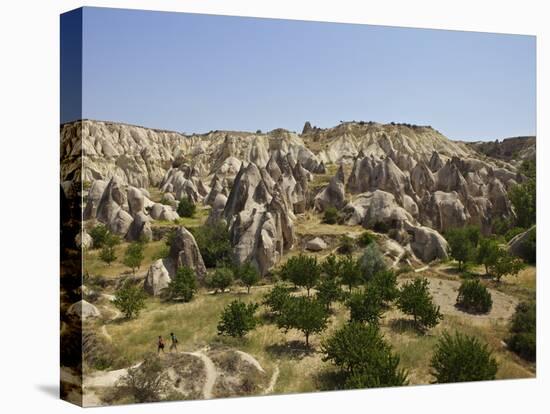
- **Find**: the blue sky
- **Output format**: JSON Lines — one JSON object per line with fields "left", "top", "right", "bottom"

{"left": 62, "top": 7, "right": 536, "bottom": 141}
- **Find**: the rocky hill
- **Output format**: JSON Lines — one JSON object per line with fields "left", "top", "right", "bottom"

{"left": 65, "top": 119, "right": 531, "bottom": 276}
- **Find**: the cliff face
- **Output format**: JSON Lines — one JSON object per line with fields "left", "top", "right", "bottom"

{"left": 67, "top": 118, "right": 531, "bottom": 272}
{"left": 466, "top": 136, "right": 536, "bottom": 166}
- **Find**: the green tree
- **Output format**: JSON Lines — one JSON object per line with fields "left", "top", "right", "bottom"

{"left": 217, "top": 300, "right": 259, "bottom": 338}
{"left": 89, "top": 224, "right": 110, "bottom": 249}
{"left": 176, "top": 196, "right": 196, "bottom": 218}
{"left": 337, "top": 235, "right": 355, "bottom": 254}
{"left": 280, "top": 254, "right": 320, "bottom": 296}
{"left": 207, "top": 267, "right": 234, "bottom": 293}
{"left": 191, "top": 222, "right": 232, "bottom": 267}
{"left": 322, "top": 322, "right": 408, "bottom": 388}
{"left": 476, "top": 237, "right": 500, "bottom": 275}
{"left": 346, "top": 287, "right": 384, "bottom": 326}
{"left": 123, "top": 241, "right": 145, "bottom": 274}
{"left": 359, "top": 243, "right": 387, "bottom": 282}
{"left": 321, "top": 254, "right": 341, "bottom": 280}
{"left": 262, "top": 284, "right": 291, "bottom": 317}
{"left": 509, "top": 160, "right": 536, "bottom": 229}
{"left": 456, "top": 279, "right": 492, "bottom": 314}
{"left": 113, "top": 280, "right": 147, "bottom": 319}
{"left": 316, "top": 277, "right": 343, "bottom": 311}
{"left": 445, "top": 226, "right": 480, "bottom": 270}
{"left": 235, "top": 263, "right": 260, "bottom": 294}
{"left": 487, "top": 248, "right": 524, "bottom": 282}
{"left": 277, "top": 296, "right": 329, "bottom": 347}
{"left": 357, "top": 231, "right": 375, "bottom": 247}
{"left": 323, "top": 207, "right": 339, "bottom": 224}
{"left": 397, "top": 278, "right": 442, "bottom": 332}
{"left": 508, "top": 301, "right": 536, "bottom": 362}
{"left": 165, "top": 266, "right": 196, "bottom": 302}
{"left": 340, "top": 255, "right": 362, "bottom": 292}
{"left": 99, "top": 244, "right": 117, "bottom": 266}
{"left": 431, "top": 331, "right": 498, "bottom": 383}
{"left": 369, "top": 270, "right": 399, "bottom": 304}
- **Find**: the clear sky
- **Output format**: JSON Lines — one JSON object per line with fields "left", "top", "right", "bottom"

{"left": 63, "top": 7, "right": 536, "bottom": 141}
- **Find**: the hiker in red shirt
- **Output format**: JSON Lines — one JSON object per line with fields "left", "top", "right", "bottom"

{"left": 157, "top": 335, "right": 165, "bottom": 354}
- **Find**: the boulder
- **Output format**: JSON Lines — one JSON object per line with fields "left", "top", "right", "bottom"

{"left": 67, "top": 300, "right": 100, "bottom": 320}
{"left": 83, "top": 180, "right": 107, "bottom": 219}
{"left": 314, "top": 164, "right": 346, "bottom": 211}
{"left": 144, "top": 259, "right": 171, "bottom": 296}
{"left": 508, "top": 226, "right": 536, "bottom": 262}
{"left": 306, "top": 237, "right": 328, "bottom": 252}
{"left": 75, "top": 230, "right": 93, "bottom": 250}
{"left": 404, "top": 222, "right": 449, "bottom": 262}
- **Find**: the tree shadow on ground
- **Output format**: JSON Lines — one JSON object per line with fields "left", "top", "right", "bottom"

{"left": 313, "top": 369, "right": 346, "bottom": 392}
{"left": 389, "top": 318, "right": 420, "bottom": 335}
{"left": 265, "top": 340, "right": 315, "bottom": 359}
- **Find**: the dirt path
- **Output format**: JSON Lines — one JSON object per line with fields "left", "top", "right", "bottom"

{"left": 235, "top": 350, "right": 265, "bottom": 373}
{"left": 187, "top": 349, "right": 217, "bottom": 399}
{"left": 264, "top": 365, "right": 280, "bottom": 395}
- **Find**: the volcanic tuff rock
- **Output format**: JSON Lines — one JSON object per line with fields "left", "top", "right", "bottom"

{"left": 144, "top": 259, "right": 172, "bottom": 296}
{"left": 169, "top": 226, "right": 207, "bottom": 281}
{"left": 72, "top": 119, "right": 531, "bottom": 272}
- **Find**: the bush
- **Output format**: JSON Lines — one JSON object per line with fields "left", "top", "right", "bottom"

{"left": 263, "top": 285, "right": 291, "bottom": 317}
{"left": 397, "top": 278, "right": 442, "bottom": 332}
{"left": 191, "top": 222, "right": 232, "bottom": 268}
{"left": 487, "top": 248, "right": 524, "bottom": 282}
{"left": 207, "top": 267, "right": 234, "bottom": 293}
{"left": 509, "top": 160, "right": 536, "bottom": 229}
{"left": 446, "top": 226, "right": 480, "bottom": 270}
{"left": 504, "top": 227, "right": 526, "bottom": 242}
{"left": 277, "top": 296, "right": 329, "bottom": 347}
{"left": 123, "top": 241, "right": 145, "bottom": 274}
{"left": 113, "top": 280, "right": 147, "bottom": 319}
{"left": 99, "top": 244, "right": 117, "bottom": 266}
{"left": 508, "top": 301, "right": 536, "bottom": 361}
{"left": 118, "top": 353, "right": 169, "bottom": 403}
{"left": 177, "top": 197, "right": 196, "bottom": 218}
{"left": 279, "top": 254, "right": 320, "bottom": 296}
{"left": 337, "top": 235, "right": 355, "bottom": 254}
{"left": 357, "top": 231, "right": 375, "bottom": 247}
{"left": 430, "top": 331, "right": 498, "bottom": 383}
{"left": 217, "top": 300, "right": 259, "bottom": 338}
{"left": 235, "top": 263, "right": 261, "bottom": 294}
{"left": 165, "top": 266, "right": 196, "bottom": 302}
{"left": 89, "top": 224, "right": 110, "bottom": 249}
{"left": 321, "top": 254, "right": 341, "bottom": 280}
{"left": 322, "top": 322, "right": 408, "bottom": 388}
{"left": 323, "top": 207, "right": 339, "bottom": 224}
{"left": 456, "top": 279, "right": 492, "bottom": 314}
{"left": 359, "top": 243, "right": 387, "bottom": 282}
{"left": 476, "top": 237, "right": 500, "bottom": 275}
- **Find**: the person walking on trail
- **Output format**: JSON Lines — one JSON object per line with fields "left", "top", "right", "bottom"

{"left": 157, "top": 335, "right": 165, "bottom": 354}
{"left": 170, "top": 332, "right": 178, "bottom": 352}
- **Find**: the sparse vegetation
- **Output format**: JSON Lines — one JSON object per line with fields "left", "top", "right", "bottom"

{"left": 165, "top": 265, "right": 196, "bottom": 302}
{"left": 357, "top": 231, "right": 375, "bottom": 247}
{"left": 508, "top": 301, "right": 536, "bottom": 362}
{"left": 177, "top": 196, "right": 196, "bottom": 218}
{"left": 322, "top": 207, "right": 339, "bottom": 224}
{"left": 430, "top": 331, "right": 498, "bottom": 383}
{"left": 337, "top": 235, "right": 355, "bottom": 254}
{"left": 118, "top": 353, "right": 170, "bottom": 403}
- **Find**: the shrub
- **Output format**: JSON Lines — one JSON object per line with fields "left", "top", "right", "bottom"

{"left": 217, "top": 300, "right": 259, "bottom": 338}
{"left": 430, "top": 331, "right": 498, "bottom": 383}
{"left": 192, "top": 222, "right": 232, "bottom": 268}
{"left": 123, "top": 241, "right": 145, "bottom": 274}
{"left": 337, "top": 235, "right": 355, "bottom": 254}
{"left": 509, "top": 160, "right": 536, "bottom": 229}
{"left": 357, "top": 231, "right": 375, "bottom": 247}
{"left": 235, "top": 263, "right": 261, "bottom": 294}
{"left": 321, "top": 254, "right": 341, "bottom": 280}
{"left": 397, "top": 278, "right": 442, "bottom": 332}
{"left": 118, "top": 353, "right": 169, "bottom": 403}
{"left": 508, "top": 301, "right": 536, "bottom": 361}
{"left": 359, "top": 243, "right": 387, "bottom": 282}
{"left": 323, "top": 207, "right": 339, "bottom": 224}
{"left": 456, "top": 279, "right": 492, "bottom": 314}
{"left": 99, "top": 244, "right": 117, "bottom": 266}
{"left": 113, "top": 280, "right": 147, "bottom": 319}
{"left": 346, "top": 287, "right": 384, "bottom": 326}
{"left": 279, "top": 254, "right": 320, "bottom": 296}
{"left": 89, "top": 224, "right": 110, "bottom": 249}
{"left": 322, "top": 322, "right": 408, "bottom": 388}
{"left": 207, "top": 267, "right": 234, "bottom": 293}
{"left": 476, "top": 237, "right": 500, "bottom": 275}
{"left": 263, "top": 285, "right": 291, "bottom": 317}
{"left": 176, "top": 197, "right": 196, "bottom": 218}
{"left": 277, "top": 296, "right": 329, "bottom": 347}
{"left": 165, "top": 266, "right": 196, "bottom": 302}
{"left": 487, "top": 248, "right": 524, "bottom": 282}
{"left": 504, "top": 227, "right": 526, "bottom": 242}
